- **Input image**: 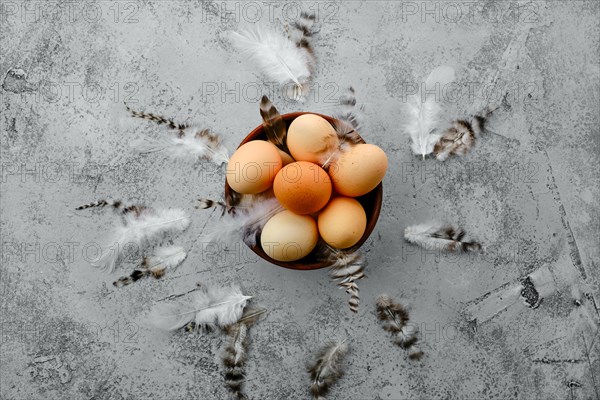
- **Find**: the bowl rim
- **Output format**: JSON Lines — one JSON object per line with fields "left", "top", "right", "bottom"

{"left": 224, "top": 111, "right": 383, "bottom": 270}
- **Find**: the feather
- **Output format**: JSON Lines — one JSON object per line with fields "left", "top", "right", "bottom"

{"left": 221, "top": 307, "right": 266, "bottom": 400}
{"left": 93, "top": 208, "right": 190, "bottom": 272}
{"left": 332, "top": 87, "right": 364, "bottom": 132}
{"left": 113, "top": 246, "right": 187, "bottom": 287}
{"left": 320, "top": 88, "right": 364, "bottom": 169}
{"left": 132, "top": 127, "right": 229, "bottom": 165}
{"left": 376, "top": 295, "right": 423, "bottom": 361}
{"left": 76, "top": 199, "right": 124, "bottom": 211}
{"left": 196, "top": 198, "right": 231, "bottom": 216}
{"left": 76, "top": 200, "right": 151, "bottom": 221}
{"left": 320, "top": 118, "right": 363, "bottom": 170}
{"left": 149, "top": 284, "right": 252, "bottom": 332}
{"left": 404, "top": 222, "right": 482, "bottom": 252}
{"left": 127, "top": 105, "right": 229, "bottom": 164}
{"left": 433, "top": 106, "right": 500, "bottom": 161}
{"left": 405, "top": 66, "right": 455, "bottom": 159}
{"left": 317, "top": 246, "right": 365, "bottom": 313}
{"left": 203, "top": 197, "right": 283, "bottom": 247}
{"left": 126, "top": 104, "right": 187, "bottom": 133}
{"left": 225, "top": 189, "right": 243, "bottom": 212}
{"left": 259, "top": 95, "right": 287, "bottom": 151}
{"left": 228, "top": 19, "right": 315, "bottom": 101}
{"left": 289, "top": 11, "right": 317, "bottom": 54}
{"left": 307, "top": 340, "right": 349, "bottom": 399}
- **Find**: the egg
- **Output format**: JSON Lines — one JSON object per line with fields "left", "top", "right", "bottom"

{"left": 226, "top": 140, "right": 283, "bottom": 194}
{"left": 260, "top": 210, "right": 318, "bottom": 261}
{"left": 329, "top": 144, "right": 388, "bottom": 197}
{"left": 273, "top": 161, "right": 332, "bottom": 214}
{"left": 318, "top": 197, "right": 367, "bottom": 249}
{"left": 286, "top": 114, "right": 339, "bottom": 164}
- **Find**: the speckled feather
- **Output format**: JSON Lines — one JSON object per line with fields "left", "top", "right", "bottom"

{"left": 404, "top": 222, "right": 482, "bottom": 252}
{"left": 376, "top": 295, "right": 423, "bottom": 360}
{"left": 307, "top": 340, "right": 349, "bottom": 399}
{"left": 221, "top": 307, "right": 266, "bottom": 400}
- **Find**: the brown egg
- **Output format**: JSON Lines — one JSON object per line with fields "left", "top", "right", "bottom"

{"left": 260, "top": 210, "right": 318, "bottom": 261}
{"left": 273, "top": 161, "right": 332, "bottom": 215}
{"left": 318, "top": 197, "right": 367, "bottom": 249}
{"left": 286, "top": 114, "right": 339, "bottom": 164}
{"left": 226, "top": 140, "right": 282, "bottom": 194}
{"left": 329, "top": 144, "right": 388, "bottom": 197}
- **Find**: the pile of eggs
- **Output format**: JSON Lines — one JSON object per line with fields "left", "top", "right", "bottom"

{"left": 226, "top": 113, "right": 388, "bottom": 262}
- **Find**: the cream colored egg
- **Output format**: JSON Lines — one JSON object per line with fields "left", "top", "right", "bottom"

{"left": 286, "top": 114, "right": 339, "bottom": 164}
{"left": 318, "top": 197, "right": 366, "bottom": 249}
{"left": 226, "top": 140, "right": 283, "bottom": 194}
{"left": 260, "top": 210, "right": 318, "bottom": 261}
{"left": 329, "top": 144, "right": 388, "bottom": 197}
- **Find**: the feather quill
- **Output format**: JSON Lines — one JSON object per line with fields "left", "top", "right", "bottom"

{"left": 221, "top": 307, "right": 266, "bottom": 400}
{"left": 405, "top": 66, "right": 455, "bottom": 158}
{"left": 404, "top": 222, "right": 482, "bottom": 252}
{"left": 228, "top": 16, "right": 316, "bottom": 101}
{"left": 93, "top": 208, "right": 190, "bottom": 272}
{"left": 149, "top": 284, "right": 252, "bottom": 332}
{"left": 307, "top": 340, "right": 349, "bottom": 399}
{"left": 259, "top": 95, "right": 287, "bottom": 151}
{"left": 113, "top": 246, "right": 187, "bottom": 287}
{"left": 433, "top": 106, "right": 499, "bottom": 161}
{"left": 376, "top": 295, "right": 423, "bottom": 360}
{"left": 318, "top": 246, "right": 365, "bottom": 313}
{"left": 202, "top": 197, "right": 283, "bottom": 246}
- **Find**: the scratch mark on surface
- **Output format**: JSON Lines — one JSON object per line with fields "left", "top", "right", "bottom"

{"left": 579, "top": 332, "right": 600, "bottom": 400}
{"left": 522, "top": 335, "right": 567, "bottom": 356}
{"left": 473, "top": 27, "right": 533, "bottom": 111}
{"left": 532, "top": 358, "right": 583, "bottom": 364}
{"left": 156, "top": 286, "right": 201, "bottom": 302}
{"left": 544, "top": 150, "right": 586, "bottom": 280}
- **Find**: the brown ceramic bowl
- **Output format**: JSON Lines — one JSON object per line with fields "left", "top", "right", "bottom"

{"left": 225, "top": 112, "right": 383, "bottom": 270}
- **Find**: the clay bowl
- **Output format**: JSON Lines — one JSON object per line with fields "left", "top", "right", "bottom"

{"left": 224, "top": 112, "right": 383, "bottom": 270}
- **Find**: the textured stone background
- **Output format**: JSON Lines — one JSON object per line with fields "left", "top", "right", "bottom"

{"left": 1, "top": 1, "right": 599, "bottom": 399}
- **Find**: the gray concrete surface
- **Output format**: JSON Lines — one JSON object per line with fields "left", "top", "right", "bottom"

{"left": 1, "top": 1, "right": 599, "bottom": 399}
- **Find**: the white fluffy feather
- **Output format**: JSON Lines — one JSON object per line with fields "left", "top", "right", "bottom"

{"left": 405, "top": 66, "right": 455, "bottom": 158}
{"left": 149, "top": 284, "right": 251, "bottom": 331}
{"left": 145, "top": 245, "right": 187, "bottom": 271}
{"left": 228, "top": 25, "right": 314, "bottom": 100}
{"left": 203, "top": 197, "right": 283, "bottom": 246}
{"left": 93, "top": 208, "right": 191, "bottom": 272}
{"left": 132, "top": 131, "right": 229, "bottom": 165}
